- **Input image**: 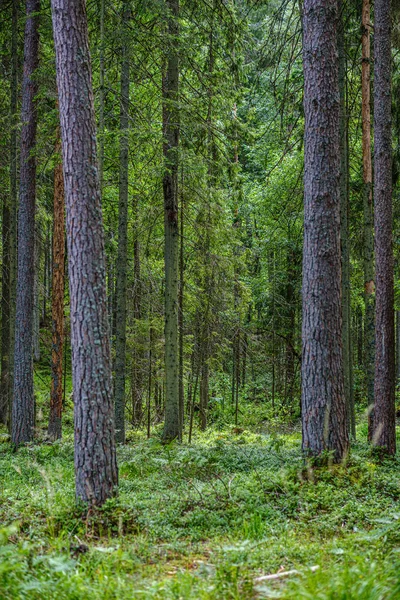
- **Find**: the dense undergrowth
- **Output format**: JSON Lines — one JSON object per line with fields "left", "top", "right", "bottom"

{"left": 1, "top": 410, "right": 400, "bottom": 599}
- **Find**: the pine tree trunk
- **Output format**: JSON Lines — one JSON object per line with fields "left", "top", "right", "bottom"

{"left": 12, "top": 0, "right": 40, "bottom": 446}
{"left": 372, "top": 0, "right": 396, "bottom": 454}
{"left": 301, "top": 0, "right": 348, "bottom": 460}
{"left": 48, "top": 137, "right": 65, "bottom": 440}
{"left": 51, "top": 0, "right": 118, "bottom": 504}
{"left": 114, "top": 3, "right": 130, "bottom": 444}
{"left": 162, "top": 0, "right": 180, "bottom": 442}
{"left": 361, "top": 0, "right": 375, "bottom": 438}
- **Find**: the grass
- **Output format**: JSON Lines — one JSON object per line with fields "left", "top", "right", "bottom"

{"left": 0, "top": 413, "right": 400, "bottom": 599}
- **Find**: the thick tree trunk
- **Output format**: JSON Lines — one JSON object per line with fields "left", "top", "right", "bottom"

{"left": 51, "top": 0, "right": 118, "bottom": 503}
{"left": 361, "top": 0, "right": 375, "bottom": 438}
{"left": 114, "top": 3, "right": 130, "bottom": 444}
{"left": 372, "top": 0, "right": 396, "bottom": 454}
{"left": 48, "top": 137, "right": 65, "bottom": 440}
{"left": 338, "top": 2, "right": 355, "bottom": 438}
{"left": 162, "top": 0, "right": 180, "bottom": 442}
{"left": 12, "top": 0, "right": 40, "bottom": 446}
{"left": 301, "top": 0, "right": 348, "bottom": 460}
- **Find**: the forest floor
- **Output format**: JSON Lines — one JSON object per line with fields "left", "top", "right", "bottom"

{"left": 1, "top": 406, "right": 400, "bottom": 599}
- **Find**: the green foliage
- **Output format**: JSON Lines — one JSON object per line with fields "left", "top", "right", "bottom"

{"left": 1, "top": 425, "right": 399, "bottom": 599}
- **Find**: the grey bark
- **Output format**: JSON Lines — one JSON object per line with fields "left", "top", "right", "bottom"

{"left": 51, "top": 0, "right": 118, "bottom": 503}
{"left": 301, "top": 0, "right": 349, "bottom": 460}
{"left": 12, "top": 0, "right": 40, "bottom": 446}
{"left": 372, "top": 0, "right": 396, "bottom": 454}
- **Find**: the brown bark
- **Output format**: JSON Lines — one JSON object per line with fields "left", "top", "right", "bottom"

{"left": 51, "top": 0, "right": 118, "bottom": 503}
{"left": 372, "top": 0, "right": 396, "bottom": 454}
{"left": 48, "top": 136, "right": 65, "bottom": 440}
{"left": 301, "top": 0, "right": 349, "bottom": 460}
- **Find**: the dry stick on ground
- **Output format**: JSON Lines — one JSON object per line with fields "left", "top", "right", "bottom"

{"left": 254, "top": 565, "right": 319, "bottom": 583}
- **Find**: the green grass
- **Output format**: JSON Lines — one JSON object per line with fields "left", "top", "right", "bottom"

{"left": 0, "top": 420, "right": 399, "bottom": 599}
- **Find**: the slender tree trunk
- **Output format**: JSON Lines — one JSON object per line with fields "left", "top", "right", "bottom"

{"left": 48, "top": 136, "right": 65, "bottom": 440}
{"left": 33, "top": 224, "right": 41, "bottom": 362}
{"left": 114, "top": 3, "right": 130, "bottom": 444}
{"left": 162, "top": 0, "right": 180, "bottom": 442}
{"left": 12, "top": 0, "right": 40, "bottom": 446}
{"left": 98, "top": 0, "right": 105, "bottom": 196}
{"left": 301, "top": 0, "right": 348, "bottom": 460}
{"left": 338, "top": 1, "right": 355, "bottom": 438}
{"left": 132, "top": 229, "right": 142, "bottom": 426}
{"left": 178, "top": 172, "right": 184, "bottom": 437}
{"left": 397, "top": 310, "right": 400, "bottom": 384}
{"left": 0, "top": 0, "right": 18, "bottom": 425}
{"left": 361, "top": 0, "right": 375, "bottom": 439}
{"left": 372, "top": 0, "right": 396, "bottom": 454}
{"left": 51, "top": 0, "right": 118, "bottom": 504}
{"left": 7, "top": 0, "right": 19, "bottom": 431}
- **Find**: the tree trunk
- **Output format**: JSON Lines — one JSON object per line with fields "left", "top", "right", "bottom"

{"left": 361, "top": 0, "right": 375, "bottom": 438}
{"left": 162, "top": 0, "right": 180, "bottom": 442}
{"left": 131, "top": 231, "right": 143, "bottom": 426}
{"left": 114, "top": 3, "right": 130, "bottom": 444}
{"left": 33, "top": 223, "right": 41, "bottom": 362}
{"left": 301, "top": 0, "right": 348, "bottom": 460}
{"left": 12, "top": 0, "right": 40, "bottom": 446}
{"left": 0, "top": 0, "right": 18, "bottom": 425}
{"left": 372, "top": 0, "right": 396, "bottom": 454}
{"left": 178, "top": 175, "right": 184, "bottom": 437}
{"left": 338, "top": 1, "right": 355, "bottom": 438}
{"left": 51, "top": 0, "right": 118, "bottom": 504}
{"left": 48, "top": 136, "right": 65, "bottom": 440}
{"left": 397, "top": 310, "right": 400, "bottom": 384}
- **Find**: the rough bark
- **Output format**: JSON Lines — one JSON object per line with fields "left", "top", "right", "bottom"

{"left": 361, "top": 0, "right": 375, "bottom": 438}
{"left": 301, "top": 0, "right": 349, "bottom": 460}
{"left": 48, "top": 136, "right": 65, "bottom": 440}
{"left": 12, "top": 0, "right": 40, "bottom": 446}
{"left": 114, "top": 3, "right": 130, "bottom": 444}
{"left": 162, "top": 0, "right": 180, "bottom": 442}
{"left": 51, "top": 0, "right": 118, "bottom": 503}
{"left": 372, "top": 0, "right": 396, "bottom": 454}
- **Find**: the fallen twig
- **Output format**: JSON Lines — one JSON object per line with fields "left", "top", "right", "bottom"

{"left": 254, "top": 565, "right": 319, "bottom": 583}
